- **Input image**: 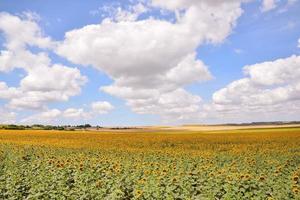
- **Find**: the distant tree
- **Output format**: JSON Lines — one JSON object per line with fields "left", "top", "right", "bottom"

{"left": 44, "top": 125, "right": 53, "bottom": 130}
{"left": 84, "top": 124, "right": 92, "bottom": 128}
{"left": 4, "top": 124, "right": 25, "bottom": 130}
{"left": 57, "top": 126, "right": 65, "bottom": 130}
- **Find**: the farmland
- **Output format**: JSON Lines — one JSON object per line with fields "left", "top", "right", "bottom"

{"left": 0, "top": 127, "right": 299, "bottom": 199}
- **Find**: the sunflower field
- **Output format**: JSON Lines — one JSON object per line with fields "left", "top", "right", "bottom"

{"left": 0, "top": 128, "right": 299, "bottom": 199}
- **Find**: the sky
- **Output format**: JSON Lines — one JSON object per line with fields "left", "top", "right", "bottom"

{"left": 0, "top": 0, "right": 300, "bottom": 126}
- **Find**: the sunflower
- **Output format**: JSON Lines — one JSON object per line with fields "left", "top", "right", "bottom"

{"left": 245, "top": 174, "right": 251, "bottom": 179}
{"left": 292, "top": 188, "right": 299, "bottom": 194}
{"left": 259, "top": 176, "right": 265, "bottom": 181}
{"left": 134, "top": 189, "right": 143, "bottom": 198}
{"left": 95, "top": 180, "right": 102, "bottom": 187}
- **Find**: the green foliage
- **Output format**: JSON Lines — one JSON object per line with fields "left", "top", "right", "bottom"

{"left": 0, "top": 128, "right": 299, "bottom": 199}
{"left": 0, "top": 144, "right": 299, "bottom": 199}
{"left": 2, "top": 124, "right": 25, "bottom": 130}
{"left": 0, "top": 124, "right": 96, "bottom": 130}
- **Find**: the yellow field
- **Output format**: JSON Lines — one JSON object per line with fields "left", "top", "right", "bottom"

{"left": 0, "top": 128, "right": 299, "bottom": 199}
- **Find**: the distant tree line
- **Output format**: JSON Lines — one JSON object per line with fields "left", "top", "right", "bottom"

{"left": 0, "top": 124, "right": 101, "bottom": 130}
{"left": 224, "top": 121, "right": 300, "bottom": 126}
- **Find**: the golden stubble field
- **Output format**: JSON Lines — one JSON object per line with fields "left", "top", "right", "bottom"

{"left": 0, "top": 127, "right": 299, "bottom": 199}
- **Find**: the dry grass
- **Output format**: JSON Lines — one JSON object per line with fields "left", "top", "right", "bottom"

{"left": 154, "top": 124, "right": 300, "bottom": 131}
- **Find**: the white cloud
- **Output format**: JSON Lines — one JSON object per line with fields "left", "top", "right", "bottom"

{"left": 114, "top": 3, "right": 148, "bottom": 22}
{"left": 0, "top": 108, "right": 16, "bottom": 124}
{"left": 0, "top": 12, "right": 53, "bottom": 52}
{"left": 20, "top": 64, "right": 86, "bottom": 99}
{"left": 56, "top": 0, "right": 244, "bottom": 122}
{"left": 89, "top": 2, "right": 148, "bottom": 22}
{"left": 91, "top": 101, "right": 114, "bottom": 114}
{"left": 4, "top": 2, "right": 298, "bottom": 124}
{"left": 139, "top": 89, "right": 203, "bottom": 122}
{"left": 21, "top": 101, "right": 114, "bottom": 124}
{"left": 243, "top": 55, "right": 300, "bottom": 86}
{"left": 165, "top": 53, "right": 212, "bottom": 86}
{"left": 0, "top": 50, "right": 51, "bottom": 72}
{"left": 208, "top": 55, "right": 300, "bottom": 122}
{"left": 260, "top": 0, "right": 277, "bottom": 12}
{"left": 298, "top": 38, "right": 300, "bottom": 48}
{"left": 21, "top": 109, "right": 62, "bottom": 124}
{"left": 21, "top": 11, "right": 41, "bottom": 22}
{"left": 0, "top": 12, "right": 87, "bottom": 110}
{"left": 63, "top": 108, "right": 91, "bottom": 119}
{"left": 0, "top": 82, "right": 20, "bottom": 99}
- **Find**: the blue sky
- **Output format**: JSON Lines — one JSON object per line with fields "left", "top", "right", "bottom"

{"left": 0, "top": 0, "right": 300, "bottom": 126}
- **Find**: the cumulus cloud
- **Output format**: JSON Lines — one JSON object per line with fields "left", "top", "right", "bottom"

{"left": 21, "top": 109, "right": 62, "bottom": 124}
{"left": 113, "top": 3, "right": 149, "bottom": 22}
{"left": 63, "top": 108, "right": 91, "bottom": 119}
{"left": 21, "top": 101, "right": 114, "bottom": 124}
{"left": 0, "top": 12, "right": 87, "bottom": 110}
{"left": 91, "top": 101, "right": 114, "bottom": 114}
{"left": 0, "top": 108, "right": 16, "bottom": 124}
{"left": 3, "top": 2, "right": 297, "bottom": 124}
{"left": 56, "top": 0, "right": 244, "bottom": 121}
{"left": 0, "top": 82, "right": 20, "bottom": 99}
{"left": 260, "top": 0, "right": 277, "bottom": 12}
{"left": 0, "top": 12, "right": 54, "bottom": 53}
{"left": 207, "top": 55, "right": 300, "bottom": 122}
{"left": 129, "top": 88, "right": 203, "bottom": 122}
{"left": 90, "top": 2, "right": 148, "bottom": 21}
{"left": 253, "top": 0, "right": 297, "bottom": 14}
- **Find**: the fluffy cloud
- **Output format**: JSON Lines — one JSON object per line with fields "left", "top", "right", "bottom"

{"left": 56, "top": 0, "right": 244, "bottom": 121}
{"left": 0, "top": 12, "right": 87, "bottom": 110}
{"left": 63, "top": 108, "right": 91, "bottom": 119}
{"left": 0, "top": 82, "right": 20, "bottom": 99}
{"left": 128, "top": 89, "right": 203, "bottom": 122}
{"left": 21, "top": 101, "right": 114, "bottom": 124}
{"left": 0, "top": 12, "right": 54, "bottom": 53}
{"left": 0, "top": 108, "right": 16, "bottom": 124}
{"left": 208, "top": 55, "right": 300, "bottom": 122}
{"left": 113, "top": 3, "right": 149, "bottom": 22}
{"left": 91, "top": 101, "right": 114, "bottom": 114}
{"left": 244, "top": 55, "right": 300, "bottom": 86}
{"left": 3, "top": 2, "right": 297, "bottom": 124}
{"left": 21, "top": 109, "right": 62, "bottom": 124}
{"left": 261, "top": 0, "right": 298, "bottom": 13}
{"left": 18, "top": 64, "right": 86, "bottom": 102}
{"left": 23, "top": 107, "right": 93, "bottom": 123}
{"left": 260, "top": 0, "right": 277, "bottom": 12}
